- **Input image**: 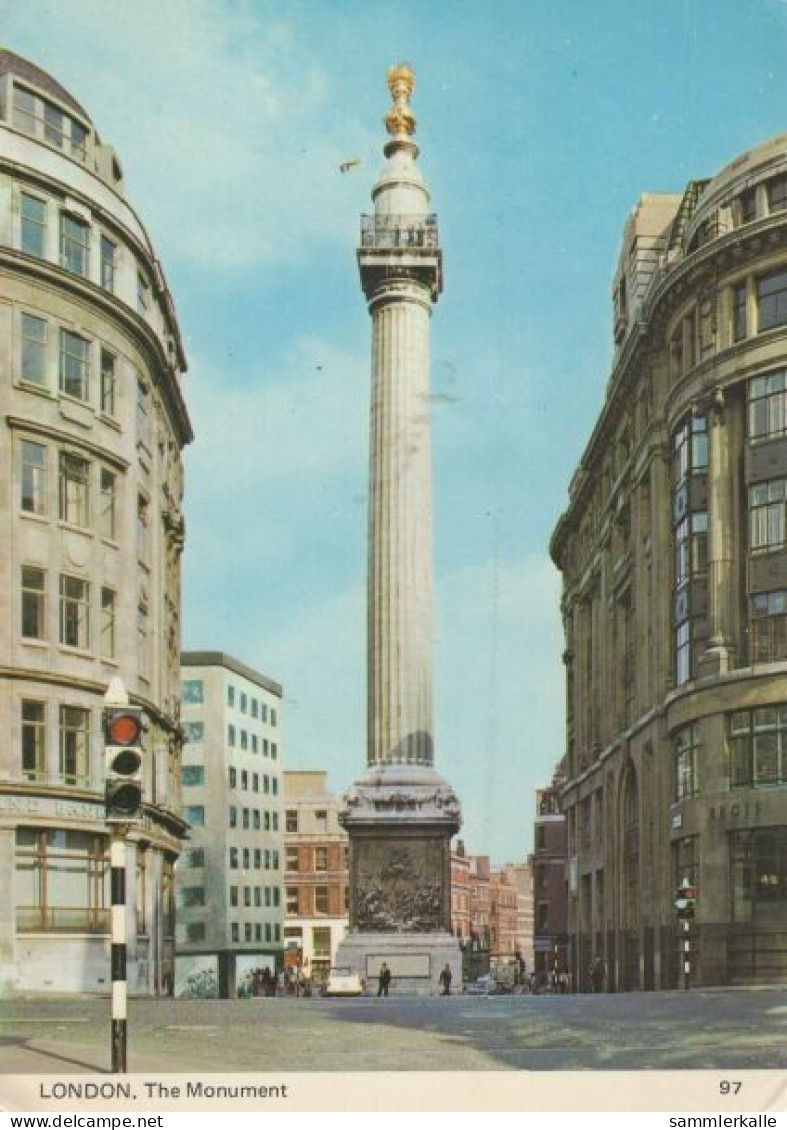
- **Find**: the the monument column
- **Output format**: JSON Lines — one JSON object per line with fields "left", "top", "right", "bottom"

{"left": 336, "top": 64, "right": 462, "bottom": 995}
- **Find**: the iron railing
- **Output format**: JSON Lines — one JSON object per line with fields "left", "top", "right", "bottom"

{"left": 360, "top": 213, "right": 438, "bottom": 251}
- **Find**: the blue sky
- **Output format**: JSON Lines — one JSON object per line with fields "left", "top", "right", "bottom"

{"left": 6, "top": 0, "right": 787, "bottom": 861}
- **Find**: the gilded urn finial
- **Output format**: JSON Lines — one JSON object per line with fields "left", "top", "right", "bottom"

{"left": 385, "top": 62, "right": 416, "bottom": 138}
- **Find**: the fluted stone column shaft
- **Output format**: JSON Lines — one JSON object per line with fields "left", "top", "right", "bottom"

{"left": 706, "top": 399, "right": 735, "bottom": 660}
{"left": 367, "top": 280, "right": 434, "bottom": 768}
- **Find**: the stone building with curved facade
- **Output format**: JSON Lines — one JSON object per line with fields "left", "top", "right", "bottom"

{"left": 0, "top": 50, "right": 192, "bottom": 994}
{"left": 551, "top": 131, "right": 787, "bottom": 989}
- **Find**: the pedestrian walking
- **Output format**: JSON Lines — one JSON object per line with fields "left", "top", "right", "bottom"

{"left": 590, "top": 955, "right": 605, "bottom": 994}
{"left": 438, "top": 963, "right": 453, "bottom": 996}
{"left": 377, "top": 962, "right": 391, "bottom": 997}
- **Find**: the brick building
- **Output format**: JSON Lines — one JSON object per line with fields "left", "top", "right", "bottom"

{"left": 283, "top": 771, "right": 348, "bottom": 985}
{"left": 531, "top": 769, "right": 568, "bottom": 986}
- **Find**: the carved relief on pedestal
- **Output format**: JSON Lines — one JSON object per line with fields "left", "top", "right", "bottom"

{"left": 354, "top": 839, "right": 445, "bottom": 933}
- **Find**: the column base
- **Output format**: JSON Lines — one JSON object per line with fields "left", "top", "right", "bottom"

{"left": 697, "top": 644, "right": 733, "bottom": 678}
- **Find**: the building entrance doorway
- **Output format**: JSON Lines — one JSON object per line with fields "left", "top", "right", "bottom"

{"left": 729, "top": 826, "right": 787, "bottom": 983}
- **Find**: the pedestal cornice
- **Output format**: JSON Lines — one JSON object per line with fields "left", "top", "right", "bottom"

{"left": 340, "top": 765, "right": 461, "bottom": 833}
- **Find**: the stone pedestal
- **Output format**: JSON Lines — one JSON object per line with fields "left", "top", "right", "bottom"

{"left": 336, "top": 764, "right": 461, "bottom": 996}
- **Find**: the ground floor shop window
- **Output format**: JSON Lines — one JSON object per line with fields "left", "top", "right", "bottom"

{"left": 729, "top": 827, "right": 787, "bottom": 982}
{"left": 312, "top": 926, "right": 331, "bottom": 961}
{"left": 730, "top": 827, "right": 787, "bottom": 924}
{"left": 15, "top": 827, "right": 109, "bottom": 933}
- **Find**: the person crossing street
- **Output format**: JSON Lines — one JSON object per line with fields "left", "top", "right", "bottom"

{"left": 377, "top": 962, "right": 391, "bottom": 997}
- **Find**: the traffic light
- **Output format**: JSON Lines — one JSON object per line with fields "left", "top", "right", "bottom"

{"left": 104, "top": 706, "right": 144, "bottom": 822}
{"left": 674, "top": 877, "right": 696, "bottom": 920}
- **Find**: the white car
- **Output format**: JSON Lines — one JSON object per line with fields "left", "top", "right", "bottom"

{"left": 465, "top": 974, "right": 513, "bottom": 996}
{"left": 323, "top": 967, "right": 365, "bottom": 997}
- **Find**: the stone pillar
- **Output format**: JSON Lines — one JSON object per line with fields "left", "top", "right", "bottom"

{"left": 218, "top": 952, "right": 236, "bottom": 999}
{"left": 699, "top": 390, "right": 735, "bottom": 675}
{"left": 0, "top": 828, "right": 16, "bottom": 992}
{"left": 336, "top": 64, "right": 462, "bottom": 995}
{"left": 367, "top": 282, "right": 434, "bottom": 768}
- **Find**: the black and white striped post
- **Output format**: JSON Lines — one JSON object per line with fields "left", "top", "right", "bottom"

{"left": 104, "top": 676, "right": 144, "bottom": 1075}
{"left": 111, "top": 829, "right": 128, "bottom": 1073}
{"left": 674, "top": 877, "right": 697, "bottom": 992}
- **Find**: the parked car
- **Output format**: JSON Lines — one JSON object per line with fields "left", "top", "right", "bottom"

{"left": 322, "top": 967, "right": 365, "bottom": 997}
{"left": 465, "top": 974, "right": 513, "bottom": 996}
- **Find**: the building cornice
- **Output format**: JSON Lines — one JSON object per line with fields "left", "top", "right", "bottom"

{"left": 181, "top": 651, "right": 283, "bottom": 698}
{"left": 0, "top": 147, "right": 189, "bottom": 374}
{"left": 6, "top": 413, "right": 130, "bottom": 471}
{"left": 0, "top": 665, "right": 180, "bottom": 731}
{"left": 0, "top": 249, "right": 193, "bottom": 447}
{"left": 554, "top": 210, "right": 787, "bottom": 548}
{"left": 0, "top": 783, "right": 188, "bottom": 842}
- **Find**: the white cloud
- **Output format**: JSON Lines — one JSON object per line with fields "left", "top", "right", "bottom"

{"left": 184, "top": 335, "right": 367, "bottom": 490}
{"left": 5, "top": 0, "right": 377, "bottom": 269}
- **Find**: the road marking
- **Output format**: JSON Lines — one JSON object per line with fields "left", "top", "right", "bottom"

{"left": 163, "top": 1025, "right": 222, "bottom": 1032}
{"left": 0, "top": 1018, "right": 90, "bottom": 1023}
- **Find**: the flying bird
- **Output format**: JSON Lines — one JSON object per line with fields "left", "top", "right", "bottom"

{"left": 339, "top": 158, "right": 361, "bottom": 173}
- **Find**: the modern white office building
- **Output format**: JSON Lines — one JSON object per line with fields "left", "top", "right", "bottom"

{"left": 0, "top": 49, "right": 191, "bottom": 995}
{"left": 176, "top": 652, "right": 284, "bottom": 997}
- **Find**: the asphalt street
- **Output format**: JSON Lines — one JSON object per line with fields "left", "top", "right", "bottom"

{"left": 1, "top": 987, "right": 786, "bottom": 1075}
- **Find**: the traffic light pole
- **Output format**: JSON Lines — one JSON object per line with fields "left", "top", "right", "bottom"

{"left": 675, "top": 877, "right": 696, "bottom": 991}
{"left": 104, "top": 676, "right": 144, "bottom": 1074}
{"left": 110, "top": 826, "right": 128, "bottom": 1073}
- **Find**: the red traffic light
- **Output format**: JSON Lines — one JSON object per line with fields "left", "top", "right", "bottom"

{"left": 104, "top": 704, "right": 144, "bottom": 822}
{"left": 105, "top": 708, "right": 143, "bottom": 747}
